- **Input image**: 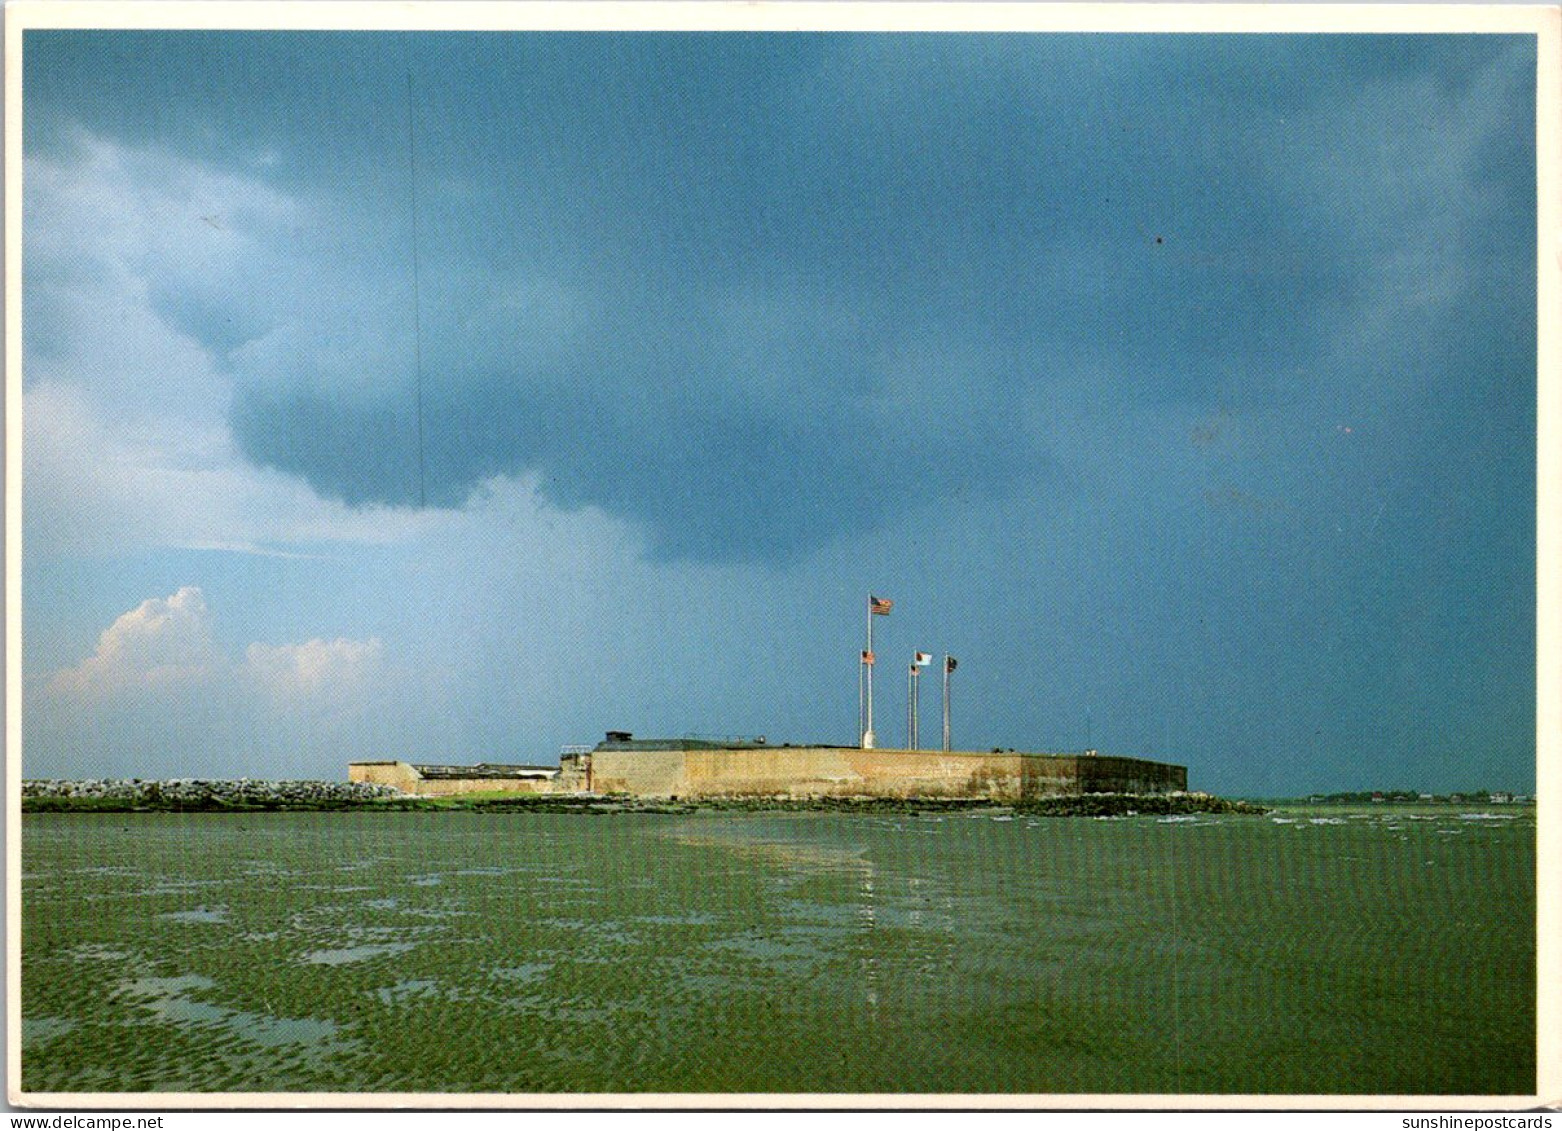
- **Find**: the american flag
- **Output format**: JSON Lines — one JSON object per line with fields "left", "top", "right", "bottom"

{"left": 869, "top": 596, "right": 893, "bottom": 615}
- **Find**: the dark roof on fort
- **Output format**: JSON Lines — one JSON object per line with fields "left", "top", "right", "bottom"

{"left": 594, "top": 731, "right": 773, "bottom": 753}
{"left": 412, "top": 763, "right": 558, "bottom": 780}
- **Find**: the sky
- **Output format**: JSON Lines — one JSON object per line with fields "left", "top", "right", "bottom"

{"left": 18, "top": 29, "right": 1538, "bottom": 795}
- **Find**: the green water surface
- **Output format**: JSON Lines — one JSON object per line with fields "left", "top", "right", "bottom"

{"left": 20, "top": 808, "right": 1535, "bottom": 1095}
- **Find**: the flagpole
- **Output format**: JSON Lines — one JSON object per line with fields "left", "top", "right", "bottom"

{"left": 907, "top": 664, "right": 914, "bottom": 750}
{"left": 863, "top": 595, "right": 875, "bottom": 749}
{"left": 912, "top": 665, "right": 920, "bottom": 749}
{"left": 943, "top": 655, "right": 950, "bottom": 752}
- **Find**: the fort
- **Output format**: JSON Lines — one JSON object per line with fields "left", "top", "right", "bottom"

{"left": 349, "top": 732, "right": 1188, "bottom": 800}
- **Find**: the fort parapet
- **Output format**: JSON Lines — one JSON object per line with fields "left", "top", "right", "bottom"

{"left": 351, "top": 736, "right": 1187, "bottom": 800}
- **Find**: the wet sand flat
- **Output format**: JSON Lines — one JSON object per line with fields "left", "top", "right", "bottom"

{"left": 20, "top": 808, "right": 1535, "bottom": 1095}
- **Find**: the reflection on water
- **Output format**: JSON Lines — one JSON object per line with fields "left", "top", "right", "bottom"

{"left": 858, "top": 870, "right": 879, "bottom": 1020}
{"left": 662, "top": 828, "right": 870, "bottom": 872}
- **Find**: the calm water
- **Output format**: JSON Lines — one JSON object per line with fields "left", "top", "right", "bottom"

{"left": 21, "top": 808, "right": 1535, "bottom": 1095}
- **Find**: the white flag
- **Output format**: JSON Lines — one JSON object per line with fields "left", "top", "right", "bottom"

{"left": 914, "top": 651, "right": 932, "bottom": 666}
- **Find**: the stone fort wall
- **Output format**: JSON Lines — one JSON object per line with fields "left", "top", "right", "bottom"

{"left": 583, "top": 747, "right": 1185, "bottom": 800}
{"left": 352, "top": 750, "right": 1186, "bottom": 800}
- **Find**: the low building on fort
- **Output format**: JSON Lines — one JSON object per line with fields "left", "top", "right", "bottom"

{"left": 351, "top": 732, "right": 1188, "bottom": 800}
{"left": 348, "top": 761, "right": 563, "bottom": 797}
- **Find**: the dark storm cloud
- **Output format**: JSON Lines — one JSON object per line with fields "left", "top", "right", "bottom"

{"left": 26, "top": 31, "right": 1536, "bottom": 568}
{"left": 228, "top": 289, "right": 1038, "bottom": 563}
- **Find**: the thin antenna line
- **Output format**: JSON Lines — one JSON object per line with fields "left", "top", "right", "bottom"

{"left": 405, "top": 70, "right": 427, "bottom": 509}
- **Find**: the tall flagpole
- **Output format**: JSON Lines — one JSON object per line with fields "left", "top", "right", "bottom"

{"left": 907, "top": 664, "right": 914, "bottom": 750}
{"left": 942, "top": 655, "right": 950, "bottom": 752}
{"left": 912, "top": 664, "right": 920, "bottom": 749}
{"left": 863, "top": 596, "right": 876, "bottom": 749}
{"left": 863, "top": 596, "right": 893, "bottom": 749}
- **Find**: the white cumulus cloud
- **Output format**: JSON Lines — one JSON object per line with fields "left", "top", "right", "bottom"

{"left": 31, "top": 588, "right": 401, "bottom": 778}
{"left": 45, "top": 587, "right": 385, "bottom": 710}
{"left": 47, "top": 586, "right": 219, "bottom": 697}
{"left": 243, "top": 636, "right": 385, "bottom": 701}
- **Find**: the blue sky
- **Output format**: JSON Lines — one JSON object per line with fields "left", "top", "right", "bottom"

{"left": 20, "top": 30, "right": 1537, "bottom": 794}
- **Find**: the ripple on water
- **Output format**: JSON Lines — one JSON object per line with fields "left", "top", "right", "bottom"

{"left": 537, "top": 918, "right": 638, "bottom": 947}
{"left": 123, "top": 974, "right": 216, "bottom": 997}
{"left": 633, "top": 911, "right": 718, "bottom": 927}
{"left": 375, "top": 979, "right": 441, "bottom": 1005}
{"left": 159, "top": 906, "right": 229, "bottom": 924}
{"left": 22, "top": 1017, "right": 78, "bottom": 1045}
{"left": 708, "top": 926, "right": 847, "bottom": 968}
{"left": 69, "top": 866, "right": 140, "bottom": 876}
{"left": 777, "top": 899, "right": 858, "bottom": 927}
{"left": 363, "top": 896, "right": 467, "bottom": 919}
{"left": 336, "top": 857, "right": 392, "bottom": 872}
{"left": 116, "top": 974, "right": 341, "bottom": 1047}
{"left": 492, "top": 962, "right": 553, "bottom": 983}
{"left": 134, "top": 878, "right": 230, "bottom": 895}
{"left": 301, "top": 943, "right": 417, "bottom": 966}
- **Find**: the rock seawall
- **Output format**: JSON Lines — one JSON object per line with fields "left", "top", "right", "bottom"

{"left": 23, "top": 779, "right": 399, "bottom": 809}
{"left": 22, "top": 780, "right": 1265, "bottom": 816}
